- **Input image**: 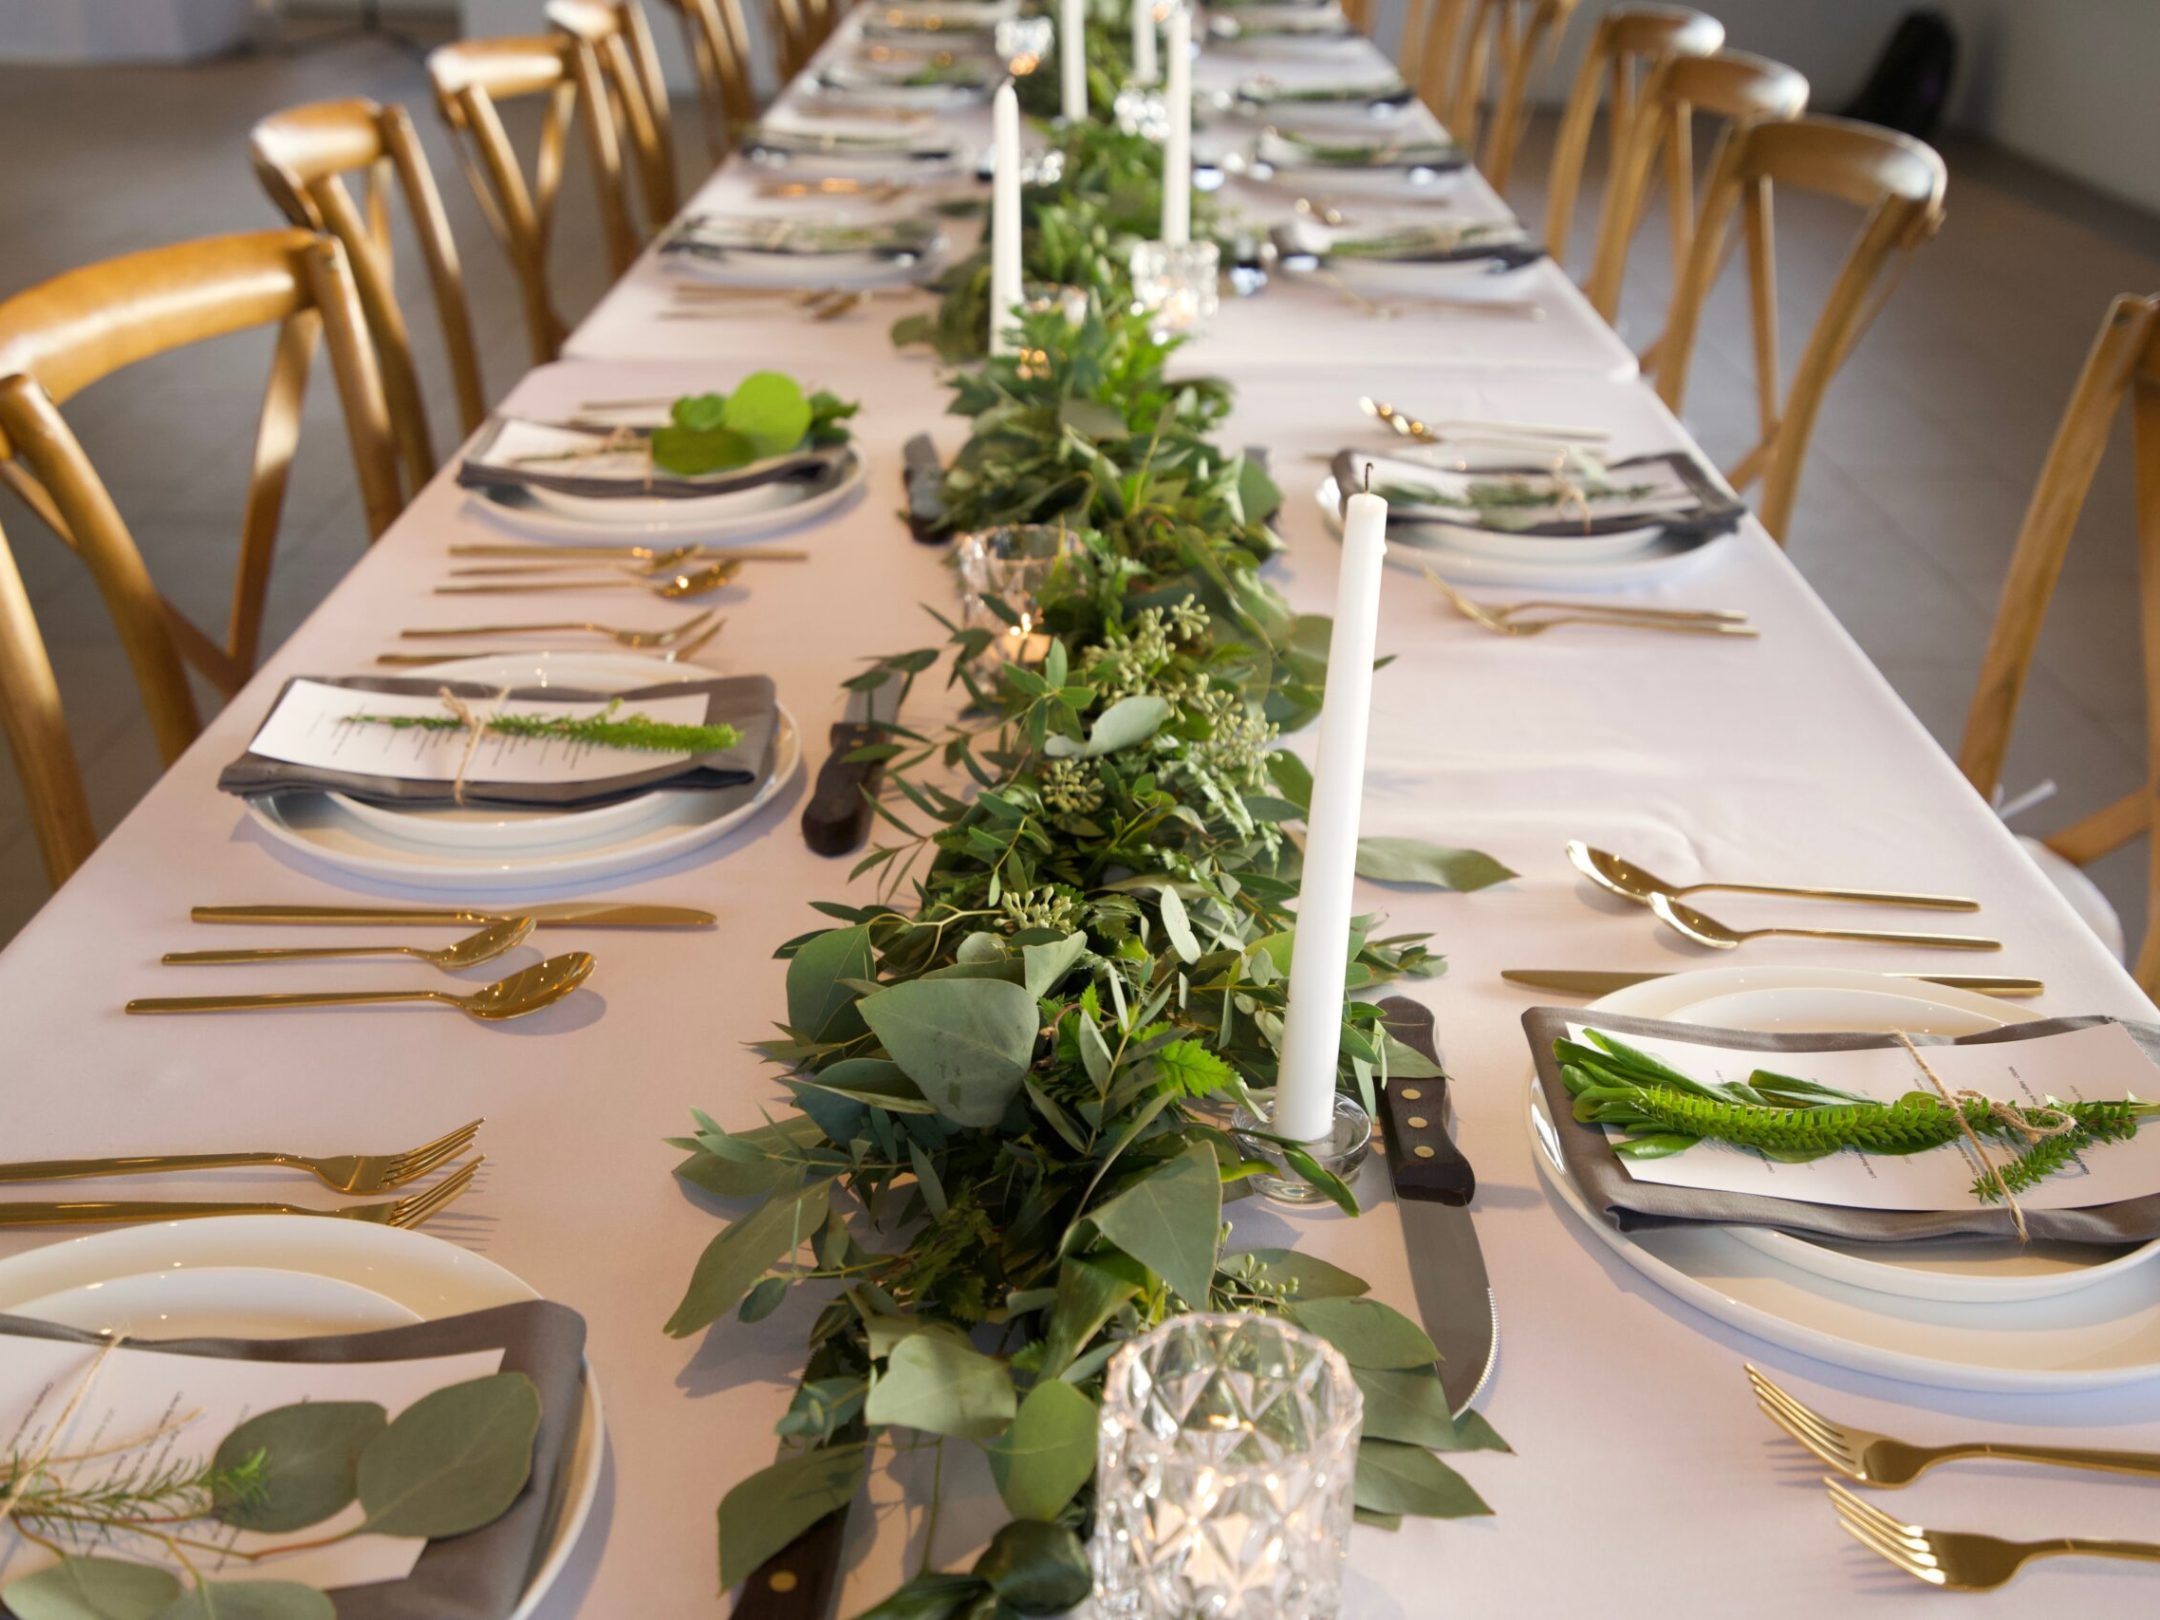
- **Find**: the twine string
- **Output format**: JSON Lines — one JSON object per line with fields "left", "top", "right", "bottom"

{"left": 0, "top": 1334, "right": 129, "bottom": 1536}
{"left": 437, "top": 685, "right": 511, "bottom": 806}
{"left": 1895, "top": 1031, "right": 2076, "bottom": 1244}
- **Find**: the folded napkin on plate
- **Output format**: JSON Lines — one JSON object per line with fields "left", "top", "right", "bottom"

{"left": 0, "top": 1300, "right": 587, "bottom": 1620}
{"left": 1274, "top": 218, "right": 1543, "bottom": 269}
{"left": 1257, "top": 128, "right": 1463, "bottom": 171}
{"left": 660, "top": 213, "right": 941, "bottom": 262}
{"left": 218, "top": 673, "right": 778, "bottom": 810}
{"left": 1524, "top": 1008, "right": 2160, "bottom": 1246}
{"left": 457, "top": 416, "right": 848, "bottom": 504}
{"left": 1237, "top": 76, "right": 1412, "bottom": 104}
{"left": 743, "top": 123, "right": 958, "bottom": 159}
{"left": 1330, "top": 447, "right": 1745, "bottom": 541}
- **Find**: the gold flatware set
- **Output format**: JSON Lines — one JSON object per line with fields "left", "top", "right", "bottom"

{"left": 191, "top": 900, "right": 715, "bottom": 927}
{"left": 162, "top": 915, "right": 533, "bottom": 970}
{"left": 126, "top": 952, "right": 596, "bottom": 1022}
{"left": 1568, "top": 842, "right": 1979, "bottom": 912}
{"left": 1747, "top": 1366, "right": 2160, "bottom": 1589}
{"left": 1423, "top": 567, "right": 1757, "bottom": 639}
{"left": 1501, "top": 968, "right": 2046, "bottom": 998}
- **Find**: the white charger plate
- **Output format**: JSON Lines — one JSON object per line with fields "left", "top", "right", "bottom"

{"left": 0, "top": 1219, "right": 601, "bottom": 1620}
{"left": 661, "top": 242, "right": 938, "bottom": 293}
{"left": 471, "top": 446, "right": 864, "bottom": 543}
{"left": 1316, "top": 473, "right": 1724, "bottom": 584}
{"left": 1526, "top": 966, "right": 2160, "bottom": 1392}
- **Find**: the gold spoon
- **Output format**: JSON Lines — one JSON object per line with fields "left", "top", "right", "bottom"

{"left": 447, "top": 547, "right": 706, "bottom": 579}
{"left": 160, "top": 916, "right": 536, "bottom": 970}
{"left": 435, "top": 561, "right": 744, "bottom": 599}
{"left": 126, "top": 952, "right": 596, "bottom": 1020}
{"left": 1650, "top": 894, "right": 2000, "bottom": 953}
{"left": 1568, "top": 842, "right": 1980, "bottom": 912}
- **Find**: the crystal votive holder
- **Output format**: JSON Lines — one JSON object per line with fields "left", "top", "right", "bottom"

{"left": 953, "top": 523, "right": 1085, "bottom": 664}
{"left": 1093, "top": 1313, "right": 1363, "bottom": 1620}
{"left": 995, "top": 15, "right": 1054, "bottom": 76}
{"left": 1129, "top": 239, "right": 1221, "bottom": 340}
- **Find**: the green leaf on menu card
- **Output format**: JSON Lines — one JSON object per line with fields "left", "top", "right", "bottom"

{"left": 1285, "top": 1296, "right": 1438, "bottom": 1369}
{"left": 148, "top": 1584, "right": 335, "bottom": 1620}
{"left": 211, "top": 1400, "right": 386, "bottom": 1532}
{"left": 987, "top": 1380, "right": 1097, "bottom": 1520}
{"left": 865, "top": 1333, "right": 1016, "bottom": 1440}
{"left": 858, "top": 978, "right": 1041, "bottom": 1128}
{"left": 667, "top": 1176, "right": 832, "bottom": 1335}
{"left": 649, "top": 422, "right": 758, "bottom": 477}
{"left": 1239, "top": 1248, "right": 1370, "bottom": 1301}
{"left": 3, "top": 1558, "right": 181, "bottom": 1620}
{"left": 1353, "top": 1438, "right": 1492, "bottom": 1520}
{"left": 718, "top": 1445, "right": 867, "bottom": 1591}
{"left": 1043, "top": 695, "right": 1170, "bottom": 760}
{"left": 1087, "top": 1142, "right": 1222, "bottom": 1307}
{"left": 1354, "top": 838, "right": 1516, "bottom": 892}
{"left": 355, "top": 1372, "right": 540, "bottom": 1540}
{"left": 724, "top": 371, "right": 815, "bottom": 456}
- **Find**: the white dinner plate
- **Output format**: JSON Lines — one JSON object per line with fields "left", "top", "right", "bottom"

{"left": 325, "top": 652, "right": 717, "bottom": 853}
{"left": 660, "top": 242, "right": 939, "bottom": 293}
{"left": 245, "top": 653, "right": 801, "bottom": 892}
{"left": 1526, "top": 966, "right": 2160, "bottom": 1392}
{"left": 10, "top": 1267, "right": 422, "bottom": 1338}
{"left": 0, "top": 1218, "right": 601, "bottom": 1620}
{"left": 1316, "top": 473, "right": 1725, "bottom": 586}
{"left": 471, "top": 445, "right": 864, "bottom": 543}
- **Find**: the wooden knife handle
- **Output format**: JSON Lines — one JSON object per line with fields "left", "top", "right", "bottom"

{"left": 800, "top": 723, "right": 885, "bottom": 855}
{"left": 1377, "top": 998, "right": 1475, "bottom": 1206}
{"left": 735, "top": 1504, "right": 849, "bottom": 1620}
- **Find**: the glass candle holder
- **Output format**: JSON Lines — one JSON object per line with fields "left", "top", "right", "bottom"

{"left": 1093, "top": 1313, "right": 1363, "bottom": 1620}
{"left": 1129, "top": 239, "right": 1221, "bottom": 340}
{"left": 995, "top": 15, "right": 1054, "bottom": 75}
{"left": 953, "top": 523, "right": 1085, "bottom": 664}
{"left": 1114, "top": 83, "right": 1171, "bottom": 142}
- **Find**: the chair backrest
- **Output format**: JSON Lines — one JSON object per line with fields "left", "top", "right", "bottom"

{"left": 765, "top": 0, "right": 810, "bottom": 83}
{"left": 657, "top": 0, "right": 761, "bottom": 160}
{"left": 1652, "top": 114, "right": 1943, "bottom": 542}
{"left": 549, "top": 0, "right": 679, "bottom": 230}
{"left": 1541, "top": 6, "right": 1723, "bottom": 269}
{"left": 1421, "top": 0, "right": 1579, "bottom": 189}
{"left": 0, "top": 511, "right": 107, "bottom": 887}
{"left": 1958, "top": 293, "right": 2160, "bottom": 991}
{"left": 1583, "top": 49, "right": 1809, "bottom": 325}
{"left": 0, "top": 229, "right": 398, "bottom": 722}
{"left": 426, "top": 34, "right": 640, "bottom": 365}
{"left": 250, "top": 97, "right": 486, "bottom": 502}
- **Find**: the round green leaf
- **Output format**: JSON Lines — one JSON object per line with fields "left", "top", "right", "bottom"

{"left": 722, "top": 371, "right": 813, "bottom": 457}
{"left": 355, "top": 1371, "right": 540, "bottom": 1540}
{"left": 4, "top": 1557, "right": 181, "bottom": 1620}
{"left": 864, "top": 1333, "right": 1015, "bottom": 1440}
{"left": 649, "top": 423, "right": 757, "bottom": 477}
{"left": 1285, "top": 1295, "right": 1438, "bottom": 1369}
{"left": 211, "top": 1399, "right": 385, "bottom": 1532}
{"left": 147, "top": 1584, "right": 335, "bottom": 1620}
{"left": 987, "top": 1380, "right": 1097, "bottom": 1520}
{"left": 970, "top": 1520, "right": 1090, "bottom": 1615}
{"left": 858, "top": 978, "right": 1040, "bottom": 1128}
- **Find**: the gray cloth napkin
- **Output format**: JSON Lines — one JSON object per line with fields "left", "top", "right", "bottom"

{"left": 457, "top": 417, "right": 848, "bottom": 503}
{"left": 218, "top": 673, "right": 778, "bottom": 810}
{"left": 0, "top": 1300, "right": 587, "bottom": 1620}
{"left": 1525, "top": 1008, "right": 2160, "bottom": 1246}
{"left": 1330, "top": 448, "right": 1745, "bottom": 542}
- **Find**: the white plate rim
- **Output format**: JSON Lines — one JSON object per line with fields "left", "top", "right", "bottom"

{"left": 0, "top": 1218, "right": 600, "bottom": 1620}
{"left": 9, "top": 1266, "right": 423, "bottom": 1337}
{"left": 470, "top": 446, "right": 865, "bottom": 543}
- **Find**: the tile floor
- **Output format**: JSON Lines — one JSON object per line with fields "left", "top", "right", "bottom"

{"left": 0, "top": 35, "right": 2154, "bottom": 961}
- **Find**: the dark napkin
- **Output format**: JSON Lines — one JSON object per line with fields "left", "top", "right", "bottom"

{"left": 659, "top": 214, "right": 940, "bottom": 264}
{"left": 1273, "top": 225, "right": 1543, "bottom": 271}
{"left": 0, "top": 1300, "right": 587, "bottom": 1620}
{"left": 456, "top": 416, "right": 850, "bottom": 503}
{"left": 218, "top": 673, "right": 778, "bottom": 811}
{"left": 1330, "top": 447, "right": 1747, "bottom": 544}
{"left": 1526, "top": 1008, "right": 2160, "bottom": 1246}
{"left": 902, "top": 432, "right": 950, "bottom": 543}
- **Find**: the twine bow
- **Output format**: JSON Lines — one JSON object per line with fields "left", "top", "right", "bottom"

{"left": 437, "top": 685, "right": 511, "bottom": 806}
{"left": 1895, "top": 1031, "right": 2077, "bottom": 1243}
{"left": 0, "top": 1334, "right": 128, "bottom": 1537}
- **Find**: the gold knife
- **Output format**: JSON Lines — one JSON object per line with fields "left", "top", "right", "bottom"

{"left": 192, "top": 903, "right": 715, "bottom": 929}
{"left": 1502, "top": 969, "right": 2045, "bottom": 998}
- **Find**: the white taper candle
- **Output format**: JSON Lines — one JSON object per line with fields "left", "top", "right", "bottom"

{"left": 1060, "top": 0, "right": 1088, "bottom": 121}
{"left": 1272, "top": 480, "right": 1388, "bottom": 1143}
{"left": 989, "top": 82, "right": 1023, "bottom": 358}
{"left": 1131, "top": 0, "right": 1158, "bottom": 85}
{"left": 1161, "top": 4, "right": 1191, "bottom": 245}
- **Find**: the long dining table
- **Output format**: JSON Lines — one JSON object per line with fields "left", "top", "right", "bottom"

{"left": 3, "top": 8, "right": 2159, "bottom": 1617}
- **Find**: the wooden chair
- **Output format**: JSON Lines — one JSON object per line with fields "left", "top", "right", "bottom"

{"left": 1415, "top": 0, "right": 1579, "bottom": 190}
{"left": 1541, "top": 7, "right": 1723, "bottom": 271}
{"left": 0, "top": 229, "right": 399, "bottom": 720}
{"left": 765, "top": 0, "right": 811, "bottom": 84}
{"left": 426, "top": 34, "right": 640, "bottom": 366}
{"left": 548, "top": 0, "right": 679, "bottom": 231}
{"left": 250, "top": 98, "right": 486, "bottom": 504}
{"left": 657, "top": 0, "right": 761, "bottom": 160}
{"left": 1583, "top": 50, "right": 1810, "bottom": 326}
{"left": 1650, "top": 115, "right": 1943, "bottom": 542}
{"left": 1958, "top": 293, "right": 2160, "bottom": 988}
{"left": 1399, "top": 0, "right": 1464, "bottom": 115}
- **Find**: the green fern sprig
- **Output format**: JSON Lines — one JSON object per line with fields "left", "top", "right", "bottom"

{"left": 348, "top": 699, "right": 740, "bottom": 756}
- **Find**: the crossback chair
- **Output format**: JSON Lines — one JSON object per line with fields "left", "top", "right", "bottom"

{"left": 548, "top": 0, "right": 679, "bottom": 231}
{"left": 1413, "top": 0, "right": 1578, "bottom": 190}
{"left": 1959, "top": 293, "right": 2160, "bottom": 988}
{"left": 0, "top": 229, "right": 398, "bottom": 723}
{"left": 657, "top": 0, "right": 762, "bottom": 160}
{"left": 1583, "top": 50, "right": 1810, "bottom": 328}
{"left": 250, "top": 98, "right": 486, "bottom": 504}
{"left": 426, "top": 34, "right": 640, "bottom": 366}
{"left": 1650, "top": 115, "right": 1943, "bottom": 542}
{"left": 1541, "top": 7, "right": 1723, "bottom": 271}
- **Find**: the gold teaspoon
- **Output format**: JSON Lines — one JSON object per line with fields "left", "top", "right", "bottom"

{"left": 1568, "top": 842, "right": 1980, "bottom": 911}
{"left": 125, "top": 952, "right": 596, "bottom": 1020}
{"left": 160, "top": 916, "right": 536, "bottom": 970}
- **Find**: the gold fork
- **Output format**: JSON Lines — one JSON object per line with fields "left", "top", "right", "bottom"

{"left": 1827, "top": 1478, "right": 2160, "bottom": 1590}
{"left": 0, "top": 1158, "right": 482, "bottom": 1229}
{"left": 1422, "top": 567, "right": 1757, "bottom": 638}
{"left": 1748, "top": 1365, "right": 2160, "bottom": 1486}
{"left": 396, "top": 608, "right": 717, "bottom": 649}
{"left": 0, "top": 1119, "right": 482, "bottom": 1195}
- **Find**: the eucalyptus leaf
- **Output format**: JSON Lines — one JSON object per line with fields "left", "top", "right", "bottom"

{"left": 971, "top": 1519, "right": 1092, "bottom": 1614}
{"left": 865, "top": 1333, "right": 1015, "bottom": 1440}
{"left": 673, "top": 1115, "right": 828, "bottom": 1200}
{"left": 667, "top": 1178, "right": 832, "bottom": 1336}
{"left": 1354, "top": 837, "right": 1516, "bottom": 892}
{"left": 1039, "top": 1250, "right": 1146, "bottom": 1379}
{"left": 1020, "top": 932, "right": 1088, "bottom": 999}
{"left": 1353, "top": 1438, "right": 1492, "bottom": 1519}
{"left": 987, "top": 1380, "right": 1096, "bottom": 1520}
{"left": 147, "top": 1585, "right": 334, "bottom": 1620}
{"left": 1157, "top": 887, "right": 1201, "bottom": 964}
{"left": 1087, "top": 1141, "right": 1221, "bottom": 1307}
{"left": 4, "top": 1559, "right": 181, "bottom": 1620}
{"left": 211, "top": 1400, "right": 385, "bottom": 1532}
{"left": 1351, "top": 1366, "right": 1461, "bottom": 1449}
{"left": 859, "top": 978, "right": 1040, "bottom": 1128}
{"left": 355, "top": 1372, "right": 539, "bottom": 1540}
{"left": 787, "top": 925, "right": 876, "bottom": 1043}
{"left": 1440, "top": 1410, "right": 1512, "bottom": 1454}
{"left": 1042, "top": 694, "right": 1170, "bottom": 759}
{"left": 1239, "top": 1247, "right": 1369, "bottom": 1300}
{"left": 718, "top": 1444, "right": 867, "bottom": 1590}
{"left": 1285, "top": 1296, "right": 1438, "bottom": 1369}
{"left": 851, "top": 1572, "right": 991, "bottom": 1620}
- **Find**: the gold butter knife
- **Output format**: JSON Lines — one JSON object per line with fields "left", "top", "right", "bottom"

{"left": 1501, "top": 969, "right": 2045, "bottom": 998}
{"left": 191, "top": 902, "right": 715, "bottom": 929}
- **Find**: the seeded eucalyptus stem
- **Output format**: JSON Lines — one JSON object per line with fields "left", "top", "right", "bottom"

{"left": 348, "top": 699, "right": 741, "bottom": 756}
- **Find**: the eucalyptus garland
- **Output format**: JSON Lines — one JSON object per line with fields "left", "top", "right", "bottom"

{"left": 669, "top": 117, "right": 1514, "bottom": 1618}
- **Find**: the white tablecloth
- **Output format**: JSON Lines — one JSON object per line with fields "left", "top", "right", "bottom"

{"left": 2, "top": 14, "right": 2156, "bottom": 1619}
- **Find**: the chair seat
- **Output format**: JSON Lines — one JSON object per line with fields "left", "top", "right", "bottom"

{"left": 2017, "top": 834, "right": 2126, "bottom": 961}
